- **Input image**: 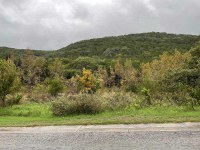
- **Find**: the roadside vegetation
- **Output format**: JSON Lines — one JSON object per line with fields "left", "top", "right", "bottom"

{"left": 0, "top": 34, "right": 199, "bottom": 126}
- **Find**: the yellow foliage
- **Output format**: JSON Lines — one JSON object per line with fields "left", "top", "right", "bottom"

{"left": 124, "top": 59, "right": 137, "bottom": 85}
{"left": 77, "top": 68, "right": 99, "bottom": 93}
{"left": 141, "top": 50, "right": 191, "bottom": 82}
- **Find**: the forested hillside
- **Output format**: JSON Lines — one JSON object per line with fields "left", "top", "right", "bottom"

{"left": 58, "top": 32, "right": 199, "bottom": 61}
{"left": 0, "top": 32, "right": 199, "bottom": 63}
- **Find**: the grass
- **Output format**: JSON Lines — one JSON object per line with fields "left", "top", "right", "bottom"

{"left": 0, "top": 103, "right": 51, "bottom": 117}
{"left": 0, "top": 103, "right": 200, "bottom": 127}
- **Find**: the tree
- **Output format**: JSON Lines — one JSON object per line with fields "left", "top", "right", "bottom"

{"left": 49, "top": 58, "right": 64, "bottom": 78}
{"left": 123, "top": 59, "right": 138, "bottom": 92}
{"left": 69, "top": 57, "right": 100, "bottom": 70}
{"left": 141, "top": 50, "right": 191, "bottom": 83}
{"left": 22, "top": 50, "right": 47, "bottom": 86}
{"left": 166, "top": 43, "right": 200, "bottom": 108}
{"left": 0, "top": 59, "right": 20, "bottom": 107}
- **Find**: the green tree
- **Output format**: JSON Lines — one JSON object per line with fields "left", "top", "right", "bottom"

{"left": 167, "top": 42, "right": 200, "bottom": 108}
{"left": 0, "top": 59, "right": 20, "bottom": 107}
{"left": 49, "top": 58, "right": 64, "bottom": 78}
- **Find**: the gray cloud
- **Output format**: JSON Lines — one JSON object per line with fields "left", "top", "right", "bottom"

{"left": 0, "top": 0, "right": 199, "bottom": 50}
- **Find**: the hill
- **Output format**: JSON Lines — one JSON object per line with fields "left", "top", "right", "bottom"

{"left": 57, "top": 32, "right": 199, "bottom": 62}
{"left": 0, "top": 32, "right": 199, "bottom": 63}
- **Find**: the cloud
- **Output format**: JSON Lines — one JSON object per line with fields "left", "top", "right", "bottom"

{"left": 0, "top": 0, "right": 199, "bottom": 50}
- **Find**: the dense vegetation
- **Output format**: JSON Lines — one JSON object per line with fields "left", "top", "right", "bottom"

{"left": 58, "top": 32, "right": 199, "bottom": 61}
{"left": 1, "top": 32, "right": 199, "bottom": 62}
{"left": 0, "top": 32, "right": 199, "bottom": 124}
{"left": 0, "top": 47, "right": 53, "bottom": 59}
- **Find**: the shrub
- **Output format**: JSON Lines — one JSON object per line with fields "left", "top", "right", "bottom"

{"left": 48, "top": 77, "right": 64, "bottom": 96}
{"left": 51, "top": 91, "right": 134, "bottom": 116}
{"left": 0, "top": 59, "right": 21, "bottom": 107}
{"left": 51, "top": 94, "right": 103, "bottom": 116}
{"left": 99, "top": 91, "right": 134, "bottom": 110}
{"left": 141, "top": 88, "right": 152, "bottom": 105}
{"left": 76, "top": 68, "right": 100, "bottom": 93}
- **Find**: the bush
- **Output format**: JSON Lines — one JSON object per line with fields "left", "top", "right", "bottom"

{"left": 51, "top": 94, "right": 103, "bottom": 116}
{"left": 99, "top": 91, "right": 134, "bottom": 110}
{"left": 48, "top": 77, "right": 64, "bottom": 96}
{"left": 141, "top": 88, "right": 151, "bottom": 105}
{"left": 76, "top": 68, "right": 100, "bottom": 93}
{"left": 51, "top": 92, "right": 134, "bottom": 116}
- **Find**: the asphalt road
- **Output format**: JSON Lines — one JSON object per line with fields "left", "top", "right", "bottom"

{"left": 0, "top": 123, "right": 200, "bottom": 150}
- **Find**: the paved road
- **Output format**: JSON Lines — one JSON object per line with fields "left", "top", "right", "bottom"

{"left": 0, "top": 123, "right": 200, "bottom": 150}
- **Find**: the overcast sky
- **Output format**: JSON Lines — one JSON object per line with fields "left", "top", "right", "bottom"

{"left": 0, "top": 0, "right": 200, "bottom": 50}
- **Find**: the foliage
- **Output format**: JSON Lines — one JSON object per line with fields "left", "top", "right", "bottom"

{"left": 21, "top": 50, "right": 47, "bottom": 86}
{"left": 69, "top": 57, "right": 100, "bottom": 70}
{"left": 47, "top": 77, "right": 64, "bottom": 97}
{"left": 58, "top": 32, "right": 198, "bottom": 63}
{"left": 0, "top": 59, "right": 20, "bottom": 106}
{"left": 63, "top": 69, "right": 81, "bottom": 79}
{"left": 98, "top": 59, "right": 138, "bottom": 90}
{"left": 163, "top": 43, "right": 200, "bottom": 108}
{"left": 96, "top": 66, "right": 109, "bottom": 88}
{"left": 51, "top": 94, "right": 103, "bottom": 116}
{"left": 123, "top": 59, "right": 138, "bottom": 92}
{"left": 0, "top": 32, "right": 199, "bottom": 111}
{"left": 141, "top": 50, "right": 191, "bottom": 83}
{"left": 141, "top": 88, "right": 151, "bottom": 105}
{"left": 1, "top": 32, "right": 198, "bottom": 64}
{"left": 48, "top": 58, "right": 64, "bottom": 77}
{"left": 76, "top": 68, "right": 100, "bottom": 93}
{"left": 51, "top": 91, "right": 134, "bottom": 116}
{"left": 140, "top": 50, "right": 192, "bottom": 105}
{"left": 98, "top": 91, "right": 134, "bottom": 110}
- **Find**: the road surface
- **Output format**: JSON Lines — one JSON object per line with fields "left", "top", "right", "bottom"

{"left": 0, "top": 122, "right": 200, "bottom": 150}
